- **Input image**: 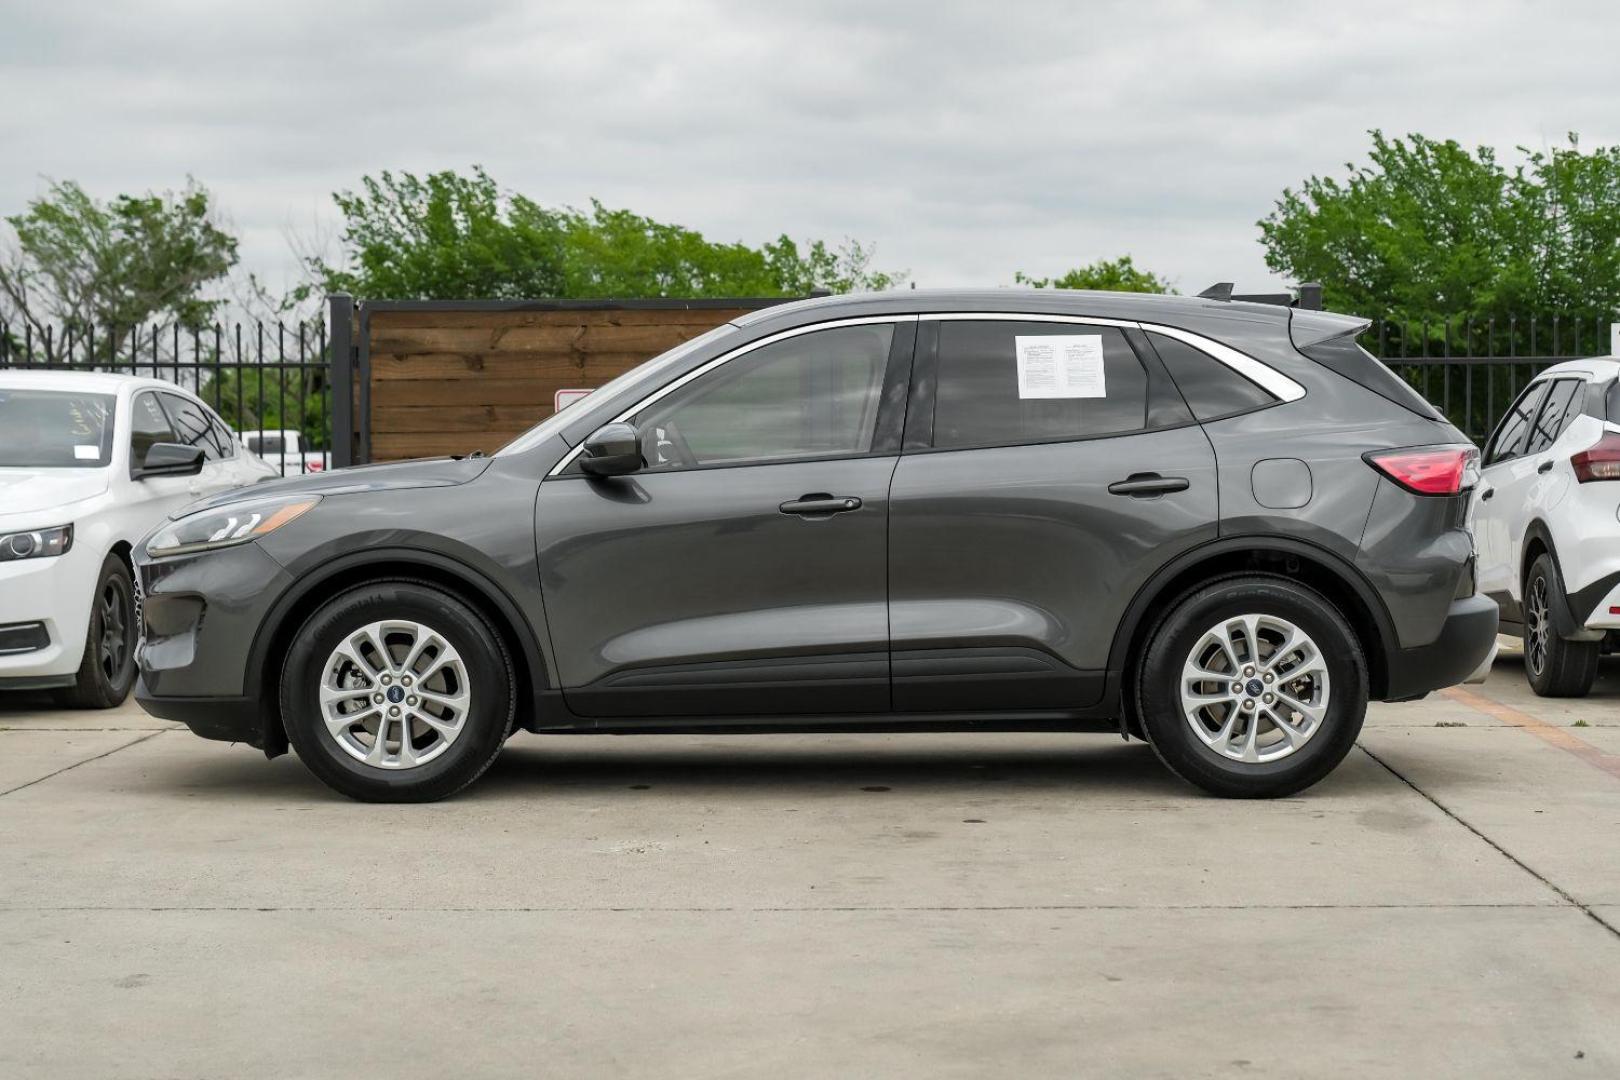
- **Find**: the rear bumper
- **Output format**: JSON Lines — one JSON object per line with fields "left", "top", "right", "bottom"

{"left": 134, "top": 679, "right": 265, "bottom": 748}
{"left": 1383, "top": 593, "right": 1500, "bottom": 701}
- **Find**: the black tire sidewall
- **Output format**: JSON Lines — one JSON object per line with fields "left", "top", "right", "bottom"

{"left": 1524, "top": 554, "right": 1598, "bottom": 697}
{"left": 97, "top": 555, "right": 138, "bottom": 699}
{"left": 1137, "top": 577, "right": 1368, "bottom": 798}
{"left": 280, "top": 582, "right": 512, "bottom": 801}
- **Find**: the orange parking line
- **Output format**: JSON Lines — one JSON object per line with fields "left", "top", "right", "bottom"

{"left": 1441, "top": 685, "right": 1620, "bottom": 782}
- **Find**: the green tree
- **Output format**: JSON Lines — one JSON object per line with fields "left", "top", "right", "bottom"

{"left": 1014, "top": 255, "right": 1174, "bottom": 293}
{"left": 311, "top": 168, "right": 903, "bottom": 300}
{"left": 1259, "top": 130, "right": 1620, "bottom": 342}
{"left": 0, "top": 178, "right": 237, "bottom": 346}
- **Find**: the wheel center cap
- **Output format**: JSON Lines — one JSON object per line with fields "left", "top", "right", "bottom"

{"left": 1245, "top": 678, "right": 1264, "bottom": 697}
{"left": 386, "top": 685, "right": 405, "bottom": 704}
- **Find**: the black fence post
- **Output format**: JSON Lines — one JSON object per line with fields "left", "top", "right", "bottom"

{"left": 329, "top": 293, "right": 356, "bottom": 469}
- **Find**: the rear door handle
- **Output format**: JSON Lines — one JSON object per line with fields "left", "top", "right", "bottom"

{"left": 1107, "top": 473, "right": 1189, "bottom": 498}
{"left": 1537, "top": 460, "right": 1554, "bottom": 474}
{"left": 780, "top": 493, "right": 862, "bottom": 517}
{"left": 1480, "top": 487, "right": 1495, "bottom": 501}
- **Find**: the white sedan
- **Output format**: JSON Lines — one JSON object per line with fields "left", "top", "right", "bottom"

{"left": 0, "top": 371, "right": 277, "bottom": 707}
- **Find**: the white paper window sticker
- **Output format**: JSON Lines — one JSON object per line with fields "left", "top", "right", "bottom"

{"left": 1015, "top": 335, "right": 1106, "bottom": 399}
{"left": 73, "top": 444, "right": 100, "bottom": 461}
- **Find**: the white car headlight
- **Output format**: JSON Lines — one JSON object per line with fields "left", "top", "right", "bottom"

{"left": 0, "top": 524, "right": 73, "bottom": 561}
{"left": 145, "top": 495, "right": 320, "bottom": 558}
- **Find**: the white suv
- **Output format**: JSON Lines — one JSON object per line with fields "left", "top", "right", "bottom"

{"left": 0, "top": 372, "right": 276, "bottom": 707}
{"left": 1473, "top": 358, "right": 1620, "bottom": 696}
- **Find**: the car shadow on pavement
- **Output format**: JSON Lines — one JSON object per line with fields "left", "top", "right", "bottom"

{"left": 1488, "top": 651, "right": 1620, "bottom": 697}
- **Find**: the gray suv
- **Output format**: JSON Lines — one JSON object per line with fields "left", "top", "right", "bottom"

{"left": 134, "top": 290, "right": 1498, "bottom": 802}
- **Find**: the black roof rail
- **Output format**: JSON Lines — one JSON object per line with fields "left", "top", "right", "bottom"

{"left": 1196, "top": 281, "right": 1323, "bottom": 311}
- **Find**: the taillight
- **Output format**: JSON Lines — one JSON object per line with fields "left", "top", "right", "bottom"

{"left": 1571, "top": 432, "right": 1620, "bottom": 482}
{"left": 1365, "top": 446, "right": 1479, "bottom": 496}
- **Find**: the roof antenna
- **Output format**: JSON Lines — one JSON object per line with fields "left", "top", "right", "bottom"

{"left": 1197, "top": 283, "right": 1234, "bottom": 302}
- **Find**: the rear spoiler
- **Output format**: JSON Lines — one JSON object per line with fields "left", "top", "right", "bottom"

{"left": 1197, "top": 282, "right": 1324, "bottom": 311}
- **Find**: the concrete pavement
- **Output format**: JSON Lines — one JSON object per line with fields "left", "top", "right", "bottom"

{"left": 2, "top": 658, "right": 1618, "bottom": 1078}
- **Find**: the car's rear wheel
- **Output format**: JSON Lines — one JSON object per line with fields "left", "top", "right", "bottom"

{"left": 280, "top": 581, "right": 514, "bottom": 802}
{"left": 55, "top": 553, "right": 137, "bottom": 710}
{"left": 1135, "top": 575, "right": 1368, "bottom": 798}
{"left": 1523, "top": 553, "right": 1598, "bottom": 698}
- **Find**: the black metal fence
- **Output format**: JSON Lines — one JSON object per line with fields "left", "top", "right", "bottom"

{"left": 0, "top": 317, "right": 338, "bottom": 476}
{"left": 1364, "top": 314, "right": 1616, "bottom": 444}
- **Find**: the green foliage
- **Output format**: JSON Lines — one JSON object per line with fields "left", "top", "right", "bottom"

{"left": 311, "top": 168, "right": 904, "bottom": 300}
{"left": 199, "top": 366, "right": 328, "bottom": 450}
{"left": 1014, "top": 255, "right": 1174, "bottom": 294}
{"left": 0, "top": 178, "right": 237, "bottom": 336}
{"left": 1259, "top": 131, "right": 1620, "bottom": 329}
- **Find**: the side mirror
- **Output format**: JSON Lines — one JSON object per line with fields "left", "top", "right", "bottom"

{"left": 579, "top": 422, "right": 644, "bottom": 477}
{"left": 134, "top": 442, "right": 206, "bottom": 479}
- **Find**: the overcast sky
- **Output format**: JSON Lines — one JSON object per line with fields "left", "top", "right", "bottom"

{"left": 3, "top": 0, "right": 1618, "bottom": 305}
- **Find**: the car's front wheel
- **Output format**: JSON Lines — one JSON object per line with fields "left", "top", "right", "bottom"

{"left": 1135, "top": 574, "right": 1369, "bottom": 798}
{"left": 1522, "top": 553, "right": 1599, "bottom": 698}
{"left": 280, "top": 580, "right": 515, "bottom": 802}
{"left": 55, "top": 553, "right": 138, "bottom": 709}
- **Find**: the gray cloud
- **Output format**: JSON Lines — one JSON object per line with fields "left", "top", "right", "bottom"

{"left": 3, "top": 0, "right": 1617, "bottom": 302}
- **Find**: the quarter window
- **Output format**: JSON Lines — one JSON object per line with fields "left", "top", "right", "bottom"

{"left": 1525, "top": 379, "right": 1581, "bottom": 455}
{"left": 931, "top": 322, "right": 1147, "bottom": 450}
{"left": 634, "top": 323, "right": 895, "bottom": 470}
{"left": 1150, "top": 333, "right": 1276, "bottom": 420}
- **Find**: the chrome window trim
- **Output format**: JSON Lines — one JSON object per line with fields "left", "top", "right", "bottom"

{"left": 548, "top": 314, "right": 916, "bottom": 476}
{"left": 548, "top": 310, "right": 1305, "bottom": 476}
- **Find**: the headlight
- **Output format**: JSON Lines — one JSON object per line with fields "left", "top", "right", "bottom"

{"left": 145, "top": 495, "right": 320, "bottom": 558}
{"left": 0, "top": 524, "right": 73, "bottom": 561}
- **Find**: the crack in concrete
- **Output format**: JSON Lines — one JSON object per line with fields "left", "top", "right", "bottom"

{"left": 0, "top": 730, "right": 167, "bottom": 799}
{"left": 1356, "top": 742, "right": 1620, "bottom": 943}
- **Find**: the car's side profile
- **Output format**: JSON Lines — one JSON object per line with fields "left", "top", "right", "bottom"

{"left": 133, "top": 290, "right": 1498, "bottom": 801}
{"left": 0, "top": 371, "right": 275, "bottom": 707}
{"left": 1472, "top": 358, "right": 1620, "bottom": 696}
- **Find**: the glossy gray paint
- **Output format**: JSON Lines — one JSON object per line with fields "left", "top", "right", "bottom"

{"left": 134, "top": 288, "right": 1494, "bottom": 752}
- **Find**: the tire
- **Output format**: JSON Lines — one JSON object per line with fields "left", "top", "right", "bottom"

{"left": 279, "top": 580, "right": 515, "bottom": 802}
{"left": 1522, "top": 553, "right": 1598, "bottom": 698}
{"left": 1134, "top": 574, "right": 1368, "bottom": 799}
{"left": 54, "top": 553, "right": 137, "bottom": 710}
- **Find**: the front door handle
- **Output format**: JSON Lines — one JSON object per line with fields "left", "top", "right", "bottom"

{"left": 1107, "top": 473, "right": 1190, "bottom": 498}
{"left": 780, "top": 493, "right": 862, "bottom": 517}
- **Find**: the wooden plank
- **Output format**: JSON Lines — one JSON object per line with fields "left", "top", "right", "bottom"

{"left": 371, "top": 430, "right": 529, "bottom": 460}
{"left": 371, "top": 351, "right": 653, "bottom": 381}
{"left": 372, "top": 378, "right": 576, "bottom": 407}
{"left": 368, "top": 308, "right": 752, "bottom": 330}
{"left": 366, "top": 322, "right": 708, "bottom": 356}
{"left": 373, "top": 404, "right": 552, "bottom": 433}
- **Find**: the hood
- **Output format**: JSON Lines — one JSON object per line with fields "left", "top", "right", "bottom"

{"left": 177, "top": 455, "right": 495, "bottom": 516}
{"left": 0, "top": 468, "right": 110, "bottom": 517}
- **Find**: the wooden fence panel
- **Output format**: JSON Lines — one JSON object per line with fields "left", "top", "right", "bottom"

{"left": 363, "top": 302, "right": 771, "bottom": 461}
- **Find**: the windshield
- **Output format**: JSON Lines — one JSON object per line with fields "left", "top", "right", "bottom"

{"left": 497, "top": 323, "right": 736, "bottom": 457}
{"left": 0, "top": 389, "right": 116, "bottom": 468}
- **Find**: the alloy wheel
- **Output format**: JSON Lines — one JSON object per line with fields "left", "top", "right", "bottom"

{"left": 319, "top": 620, "right": 472, "bottom": 769}
{"left": 1525, "top": 574, "right": 1550, "bottom": 677}
{"left": 1180, "top": 613, "right": 1331, "bottom": 764}
{"left": 97, "top": 581, "right": 129, "bottom": 681}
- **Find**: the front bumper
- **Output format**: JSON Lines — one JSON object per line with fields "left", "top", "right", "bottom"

{"left": 1383, "top": 592, "right": 1500, "bottom": 701}
{"left": 0, "top": 542, "right": 99, "bottom": 682}
{"left": 134, "top": 681, "right": 266, "bottom": 747}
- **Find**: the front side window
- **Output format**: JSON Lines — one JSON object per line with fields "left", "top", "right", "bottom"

{"left": 931, "top": 321, "right": 1148, "bottom": 450}
{"left": 129, "top": 392, "right": 177, "bottom": 469}
{"left": 0, "top": 389, "right": 115, "bottom": 468}
{"left": 633, "top": 323, "right": 894, "bottom": 470}
{"left": 159, "top": 392, "right": 227, "bottom": 461}
{"left": 1484, "top": 381, "right": 1550, "bottom": 466}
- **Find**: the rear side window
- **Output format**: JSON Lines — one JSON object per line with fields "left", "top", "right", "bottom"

{"left": 1484, "top": 381, "right": 1549, "bottom": 466}
{"left": 1149, "top": 333, "right": 1276, "bottom": 420}
{"left": 1525, "top": 379, "right": 1582, "bottom": 454}
{"left": 932, "top": 322, "right": 1147, "bottom": 450}
{"left": 1298, "top": 333, "right": 1442, "bottom": 420}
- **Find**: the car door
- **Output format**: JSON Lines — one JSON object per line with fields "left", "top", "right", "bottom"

{"left": 533, "top": 318, "right": 915, "bottom": 719}
{"left": 157, "top": 391, "right": 236, "bottom": 497}
{"left": 1507, "top": 377, "right": 1586, "bottom": 593}
{"left": 1475, "top": 379, "right": 1553, "bottom": 603}
{"left": 126, "top": 390, "right": 196, "bottom": 514}
{"left": 886, "top": 316, "right": 1218, "bottom": 711}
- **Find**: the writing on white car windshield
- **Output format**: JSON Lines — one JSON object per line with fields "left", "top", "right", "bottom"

{"left": 0, "top": 389, "right": 115, "bottom": 468}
